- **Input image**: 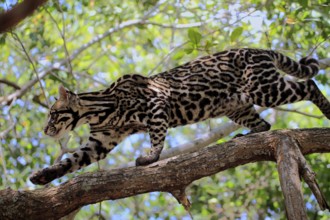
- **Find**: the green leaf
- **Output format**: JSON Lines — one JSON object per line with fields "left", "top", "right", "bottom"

{"left": 188, "top": 29, "right": 202, "bottom": 45}
{"left": 0, "top": 33, "right": 6, "bottom": 45}
{"left": 316, "top": 74, "right": 328, "bottom": 85}
{"left": 298, "top": 0, "right": 308, "bottom": 8}
{"left": 172, "top": 50, "right": 185, "bottom": 60}
{"left": 184, "top": 42, "right": 195, "bottom": 54}
{"left": 184, "top": 47, "right": 194, "bottom": 54}
{"left": 230, "top": 27, "right": 243, "bottom": 42}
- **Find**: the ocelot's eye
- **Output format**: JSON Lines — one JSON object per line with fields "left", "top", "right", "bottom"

{"left": 49, "top": 111, "right": 58, "bottom": 119}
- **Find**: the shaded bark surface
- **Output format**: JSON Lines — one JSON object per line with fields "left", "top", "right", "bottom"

{"left": 276, "top": 136, "right": 308, "bottom": 219}
{"left": 0, "top": 128, "right": 329, "bottom": 220}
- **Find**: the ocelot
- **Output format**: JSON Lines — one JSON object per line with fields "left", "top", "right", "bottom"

{"left": 30, "top": 48, "right": 330, "bottom": 185}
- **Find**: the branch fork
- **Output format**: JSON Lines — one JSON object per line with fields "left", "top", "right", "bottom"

{"left": 274, "top": 132, "right": 329, "bottom": 220}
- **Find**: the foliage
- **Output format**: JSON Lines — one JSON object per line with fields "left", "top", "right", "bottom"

{"left": 0, "top": 0, "right": 329, "bottom": 219}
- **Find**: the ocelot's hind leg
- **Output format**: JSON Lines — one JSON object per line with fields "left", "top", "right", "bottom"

{"left": 136, "top": 98, "right": 169, "bottom": 166}
{"left": 227, "top": 105, "right": 271, "bottom": 136}
{"left": 307, "top": 80, "right": 330, "bottom": 119}
{"left": 251, "top": 77, "right": 330, "bottom": 120}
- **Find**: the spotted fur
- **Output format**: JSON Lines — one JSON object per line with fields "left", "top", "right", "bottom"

{"left": 30, "top": 48, "right": 330, "bottom": 185}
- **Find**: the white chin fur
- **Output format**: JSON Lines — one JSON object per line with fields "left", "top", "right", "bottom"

{"left": 48, "top": 128, "right": 65, "bottom": 139}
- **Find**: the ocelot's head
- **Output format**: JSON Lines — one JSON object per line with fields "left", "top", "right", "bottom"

{"left": 44, "top": 85, "right": 80, "bottom": 139}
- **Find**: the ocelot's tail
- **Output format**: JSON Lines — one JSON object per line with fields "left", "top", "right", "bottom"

{"left": 271, "top": 51, "right": 319, "bottom": 79}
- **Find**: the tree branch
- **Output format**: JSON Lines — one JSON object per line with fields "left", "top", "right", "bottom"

{"left": 1, "top": 5, "right": 329, "bottom": 106}
{"left": 275, "top": 135, "right": 308, "bottom": 220}
{"left": 0, "top": 128, "right": 329, "bottom": 220}
{"left": 0, "top": 18, "right": 146, "bottom": 106}
{"left": 120, "top": 122, "right": 240, "bottom": 168}
{"left": 1, "top": 15, "right": 186, "bottom": 105}
{"left": 319, "top": 58, "right": 330, "bottom": 69}
{"left": 0, "top": 79, "right": 21, "bottom": 90}
{"left": 274, "top": 107, "right": 323, "bottom": 119}
{"left": 0, "top": 0, "right": 48, "bottom": 33}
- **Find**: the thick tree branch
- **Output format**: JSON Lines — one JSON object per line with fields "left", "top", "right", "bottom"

{"left": 276, "top": 135, "right": 308, "bottom": 220}
{"left": 0, "top": 128, "right": 329, "bottom": 220}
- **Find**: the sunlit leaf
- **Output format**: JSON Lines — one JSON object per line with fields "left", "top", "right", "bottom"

{"left": 172, "top": 50, "right": 185, "bottom": 60}
{"left": 230, "top": 27, "right": 243, "bottom": 42}
{"left": 188, "top": 28, "right": 202, "bottom": 45}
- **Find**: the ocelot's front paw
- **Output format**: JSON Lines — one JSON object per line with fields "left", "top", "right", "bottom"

{"left": 30, "top": 167, "right": 58, "bottom": 185}
{"left": 135, "top": 154, "right": 160, "bottom": 166}
{"left": 29, "top": 164, "right": 68, "bottom": 185}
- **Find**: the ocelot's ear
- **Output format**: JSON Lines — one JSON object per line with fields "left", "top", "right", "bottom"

{"left": 58, "top": 85, "right": 68, "bottom": 101}
{"left": 58, "top": 85, "right": 78, "bottom": 106}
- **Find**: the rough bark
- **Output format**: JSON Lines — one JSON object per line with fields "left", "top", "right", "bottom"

{"left": 276, "top": 135, "right": 308, "bottom": 220}
{"left": 0, "top": 128, "right": 329, "bottom": 220}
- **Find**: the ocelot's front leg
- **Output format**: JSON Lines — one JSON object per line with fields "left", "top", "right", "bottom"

{"left": 135, "top": 98, "right": 169, "bottom": 166}
{"left": 30, "top": 131, "right": 121, "bottom": 185}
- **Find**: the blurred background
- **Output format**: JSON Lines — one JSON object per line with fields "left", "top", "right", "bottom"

{"left": 0, "top": 0, "right": 329, "bottom": 219}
